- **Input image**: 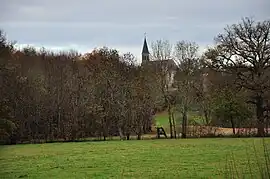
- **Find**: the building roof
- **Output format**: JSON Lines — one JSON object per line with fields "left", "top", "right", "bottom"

{"left": 147, "top": 59, "right": 178, "bottom": 71}
{"left": 142, "top": 37, "right": 150, "bottom": 54}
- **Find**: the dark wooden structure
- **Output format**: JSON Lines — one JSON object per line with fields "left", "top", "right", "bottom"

{"left": 156, "top": 127, "right": 167, "bottom": 138}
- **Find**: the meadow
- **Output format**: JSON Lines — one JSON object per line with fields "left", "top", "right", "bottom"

{"left": 154, "top": 110, "right": 203, "bottom": 127}
{"left": 1, "top": 138, "right": 269, "bottom": 179}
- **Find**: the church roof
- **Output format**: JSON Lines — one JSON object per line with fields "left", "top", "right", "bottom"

{"left": 148, "top": 59, "right": 178, "bottom": 70}
{"left": 142, "top": 37, "right": 150, "bottom": 54}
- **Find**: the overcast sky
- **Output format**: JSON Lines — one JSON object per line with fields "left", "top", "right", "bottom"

{"left": 1, "top": 0, "right": 269, "bottom": 61}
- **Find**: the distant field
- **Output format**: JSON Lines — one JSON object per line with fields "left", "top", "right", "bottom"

{"left": 154, "top": 111, "right": 205, "bottom": 136}
{"left": 154, "top": 111, "right": 176, "bottom": 126}
{"left": 1, "top": 138, "right": 269, "bottom": 178}
{"left": 154, "top": 110, "right": 203, "bottom": 127}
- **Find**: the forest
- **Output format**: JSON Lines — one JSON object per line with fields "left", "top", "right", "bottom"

{"left": 1, "top": 17, "right": 269, "bottom": 144}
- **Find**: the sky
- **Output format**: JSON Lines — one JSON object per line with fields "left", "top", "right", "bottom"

{"left": 0, "top": 0, "right": 269, "bottom": 62}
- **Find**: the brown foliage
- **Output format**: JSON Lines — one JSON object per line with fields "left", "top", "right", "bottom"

{"left": 0, "top": 34, "right": 153, "bottom": 144}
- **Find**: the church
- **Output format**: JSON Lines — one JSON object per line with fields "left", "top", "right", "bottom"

{"left": 140, "top": 36, "right": 177, "bottom": 88}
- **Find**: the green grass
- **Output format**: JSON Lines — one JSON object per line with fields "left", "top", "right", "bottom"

{"left": 1, "top": 138, "right": 269, "bottom": 178}
{"left": 154, "top": 111, "right": 177, "bottom": 127}
{"left": 154, "top": 110, "right": 204, "bottom": 127}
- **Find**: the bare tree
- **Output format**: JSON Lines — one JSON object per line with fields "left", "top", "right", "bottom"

{"left": 151, "top": 39, "right": 176, "bottom": 138}
{"left": 174, "top": 40, "right": 200, "bottom": 138}
{"left": 204, "top": 17, "right": 270, "bottom": 137}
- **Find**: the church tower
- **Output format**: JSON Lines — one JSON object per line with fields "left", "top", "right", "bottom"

{"left": 141, "top": 35, "right": 150, "bottom": 64}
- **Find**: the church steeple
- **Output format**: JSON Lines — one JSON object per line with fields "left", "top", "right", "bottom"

{"left": 141, "top": 34, "right": 150, "bottom": 64}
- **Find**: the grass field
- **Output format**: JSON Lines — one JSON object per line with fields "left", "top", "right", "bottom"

{"left": 154, "top": 111, "right": 203, "bottom": 127}
{"left": 154, "top": 111, "right": 206, "bottom": 136}
{"left": 1, "top": 138, "right": 269, "bottom": 179}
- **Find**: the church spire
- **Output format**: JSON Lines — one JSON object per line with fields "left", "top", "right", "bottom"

{"left": 142, "top": 33, "right": 150, "bottom": 64}
{"left": 142, "top": 33, "right": 149, "bottom": 54}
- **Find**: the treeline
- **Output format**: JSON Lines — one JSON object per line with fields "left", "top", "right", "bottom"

{"left": 1, "top": 37, "right": 155, "bottom": 144}
{"left": 1, "top": 17, "right": 270, "bottom": 144}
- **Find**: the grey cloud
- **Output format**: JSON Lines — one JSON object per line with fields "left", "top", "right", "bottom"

{"left": 2, "top": 0, "right": 268, "bottom": 22}
{"left": 1, "top": 0, "right": 269, "bottom": 57}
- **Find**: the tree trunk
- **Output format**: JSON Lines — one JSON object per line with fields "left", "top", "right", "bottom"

{"left": 172, "top": 111, "right": 177, "bottom": 138}
{"left": 168, "top": 103, "right": 173, "bottom": 138}
{"left": 266, "top": 113, "right": 269, "bottom": 135}
{"left": 182, "top": 109, "right": 188, "bottom": 138}
{"left": 204, "top": 109, "right": 210, "bottom": 125}
{"left": 49, "top": 119, "right": 53, "bottom": 142}
{"left": 137, "top": 123, "right": 142, "bottom": 140}
{"left": 230, "top": 116, "right": 236, "bottom": 135}
{"left": 256, "top": 95, "right": 265, "bottom": 137}
{"left": 265, "top": 106, "right": 269, "bottom": 135}
{"left": 101, "top": 117, "right": 107, "bottom": 141}
{"left": 57, "top": 107, "right": 61, "bottom": 139}
{"left": 118, "top": 127, "right": 125, "bottom": 140}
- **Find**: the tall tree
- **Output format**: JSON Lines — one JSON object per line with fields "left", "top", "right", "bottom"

{"left": 174, "top": 40, "right": 201, "bottom": 138}
{"left": 151, "top": 39, "right": 176, "bottom": 138}
{"left": 204, "top": 18, "right": 270, "bottom": 136}
{"left": 211, "top": 83, "right": 253, "bottom": 134}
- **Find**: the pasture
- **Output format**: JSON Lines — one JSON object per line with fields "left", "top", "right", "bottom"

{"left": 1, "top": 138, "right": 269, "bottom": 178}
{"left": 154, "top": 111, "right": 204, "bottom": 127}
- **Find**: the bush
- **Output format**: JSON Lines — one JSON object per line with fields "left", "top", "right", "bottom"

{"left": 0, "top": 118, "right": 17, "bottom": 144}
